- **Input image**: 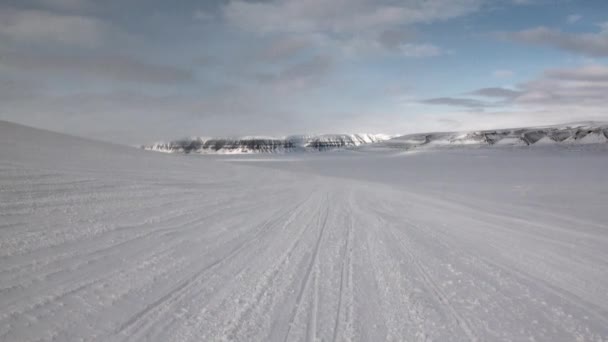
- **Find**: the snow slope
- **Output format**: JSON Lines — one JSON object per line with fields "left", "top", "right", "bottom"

{"left": 1, "top": 120, "right": 608, "bottom": 341}
{"left": 143, "top": 133, "right": 390, "bottom": 154}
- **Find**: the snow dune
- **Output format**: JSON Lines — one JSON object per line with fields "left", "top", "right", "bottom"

{"left": 1, "top": 120, "right": 608, "bottom": 341}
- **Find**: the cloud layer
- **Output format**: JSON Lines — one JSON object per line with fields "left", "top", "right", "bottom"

{"left": 1, "top": 0, "right": 608, "bottom": 143}
{"left": 503, "top": 25, "right": 608, "bottom": 57}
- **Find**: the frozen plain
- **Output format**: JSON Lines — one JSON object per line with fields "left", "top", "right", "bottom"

{"left": 1, "top": 120, "right": 608, "bottom": 341}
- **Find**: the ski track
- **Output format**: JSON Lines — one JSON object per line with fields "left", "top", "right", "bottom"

{"left": 1, "top": 121, "right": 608, "bottom": 341}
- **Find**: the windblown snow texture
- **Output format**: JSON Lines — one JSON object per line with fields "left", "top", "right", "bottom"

{"left": 1, "top": 120, "right": 607, "bottom": 341}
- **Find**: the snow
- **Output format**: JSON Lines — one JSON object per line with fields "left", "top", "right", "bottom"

{"left": 534, "top": 136, "right": 557, "bottom": 145}
{"left": 1, "top": 120, "right": 608, "bottom": 341}
{"left": 494, "top": 137, "right": 527, "bottom": 145}
{"left": 577, "top": 132, "right": 608, "bottom": 144}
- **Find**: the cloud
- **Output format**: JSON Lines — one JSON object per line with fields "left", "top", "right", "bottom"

{"left": 421, "top": 97, "right": 490, "bottom": 109}
{"left": 469, "top": 87, "right": 522, "bottom": 99}
{"left": 223, "top": 0, "right": 482, "bottom": 35}
{"left": 279, "top": 55, "right": 332, "bottom": 81}
{"left": 378, "top": 29, "right": 415, "bottom": 50}
{"left": 0, "top": 52, "right": 195, "bottom": 84}
{"left": 516, "top": 64, "right": 608, "bottom": 106}
{"left": 194, "top": 9, "right": 213, "bottom": 21}
{"left": 421, "top": 88, "right": 521, "bottom": 110}
{"left": 222, "top": 0, "right": 478, "bottom": 59}
{"left": 254, "top": 55, "right": 333, "bottom": 90}
{"left": 492, "top": 69, "right": 514, "bottom": 78}
{"left": 2, "top": 0, "right": 94, "bottom": 12}
{"left": 567, "top": 14, "right": 582, "bottom": 24}
{"left": 502, "top": 26, "right": 608, "bottom": 57}
{"left": 0, "top": 8, "right": 109, "bottom": 47}
{"left": 0, "top": 86, "right": 324, "bottom": 144}
{"left": 543, "top": 64, "right": 608, "bottom": 82}
{"left": 0, "top": 78, "right": 42, "bottom": 102}
{"left": 258, "top": 37, "right": 314, "bottom": 61}
{"left": 422, "top": 64, "right": 608, "bottom": 111}
{"left": 400, "top": 43, "right": 444, "bottom": 57}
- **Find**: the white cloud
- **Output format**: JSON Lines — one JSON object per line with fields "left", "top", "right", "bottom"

{"left": 0, "top": 52, "right": 195, "bottom": 84}
{"left": 221, "top": 0, "right": 479, "bottom": 60}
{"left": 258, "top": 37, "right": 314, "bottom": 61}
{"left": 516, "top": 64, "right": 608, "bottom": 106}
{"left": 0, "top": 8, "right": 109, "bottom": 47}
{"left": 36, "top": 0, "right": 92, "bottom": 11}
{"left": 493, "top": 69, "right": 514, "bottom": 78}
{"left": 400, "top": 43, "right": 444, "bottom": 57}
{"left": 194, "top": 10, "right": 213, "bottom": 21}
{"left": 503, "top": 26, "right": 608, "bottom": 57}
{"left": 223, "top": 0, "right": 482, "bottom": 35}
{"left": 567, "top": 14, "right": 582, "bottom": 24}
{"left": 222, "top": 0, "right": 471, "bottom": 61}
{"left": 423, "top": 64, "right": 608, "bottom": 112}
{"left": 254, "top": 55, "right": 333, "bottom": 91}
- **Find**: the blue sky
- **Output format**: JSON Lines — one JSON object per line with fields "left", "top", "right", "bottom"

{"left": 1, "top": 0, "right": 607, "bottom": 143}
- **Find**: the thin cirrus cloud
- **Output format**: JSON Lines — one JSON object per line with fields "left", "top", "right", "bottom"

{"left": 469, "top": 87, "right": 522, "bottom": 99}
{"left": 493, "top": 69, "right": 515, "bottom": 78}
{"left": 422, "top": 64, "right": 608, "bottom": 110}
{"left": 566, "top": 14, "right": 582, "bottom": 24}
{"left": 501, "top": 25, "right": 608, "bottom": 57}
{"left": 544, "top": 64, "right": 608, "bottom": 82}
{"left": 0, "top": 8, "right": 109, "bottom": 47}
{"left": 0, "top": 52, "right": 195, "bottom": 84}
{"left": 222, "top": 0, "right": 478, "bottom": 58}
{"left": 518, "top": 65, "right": 608, "bottom": 106}
{"left": 421, "top": 97, "right": 491, "bottom": 110}
{"left": 223, "top": 0, "right": 483, "bottom": 35}
{"left": 400, "top": 44, "right": 444, "bottom": 57}
{"left": 256, "top": 37, "right": 315, "bottom": 62}
{"left": 254, "top": 55, "right": 334, "bottom": 90}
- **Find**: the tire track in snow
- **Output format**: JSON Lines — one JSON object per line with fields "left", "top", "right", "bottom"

{"left": 382, "top": 198, "right": 608, "bottom": 334}
{"left": 283, "top": 194, "right": 330, "bottom": 342}
{"left": 378, "top": 211, "right": 479, "bottom": 341}
{"left": 218, "top": 192, "right": 320, "bottom": 341}
{"left": 0, "top": 193, "right": 236, "bottom": 278}
{"left": 147, "top": 190, "right": 317, "bottom": 341}
{"left": 113, "top": 193, "right": 315, "bottom": 340}
{"left": 0, "top": 199, "right": 263, "bottom": 317}
{"left": 332, "top": 203, "right": 353, "bottom": 342}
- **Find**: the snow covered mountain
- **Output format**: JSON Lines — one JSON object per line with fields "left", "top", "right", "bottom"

{"left": 144, "top": 122, "right": 608, "bottom": 155}
{"left": 143, "top": 133, "right": 391, "bottom": 154}
{"left": 373, "top": 122, "right": 608, "bottom": 151}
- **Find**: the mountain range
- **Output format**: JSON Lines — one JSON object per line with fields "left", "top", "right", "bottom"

{"left": 142, "top": 122, "right": 608, "bottom": 154}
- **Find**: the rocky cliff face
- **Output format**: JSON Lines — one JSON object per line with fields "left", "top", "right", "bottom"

{"left": 142, "top": 123, "right": 608, "bottom": 154}
{"left": 143, "top": 134, "right": 390, "bottom": 154}
{"left": 377, "top": 122, "right": 608, "bottom": 151}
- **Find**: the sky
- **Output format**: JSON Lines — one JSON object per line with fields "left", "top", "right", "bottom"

{"left": 1, "top": 0, "right": 608, "bottom": 144}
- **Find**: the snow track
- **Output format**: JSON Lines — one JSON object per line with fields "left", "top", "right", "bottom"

{"left": 1, "top": 121, "right": 608, "bottom": 341}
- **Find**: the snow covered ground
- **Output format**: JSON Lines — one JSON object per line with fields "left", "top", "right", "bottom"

{"left": 1, "top": 120, "right": 608, "bottom": 341}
